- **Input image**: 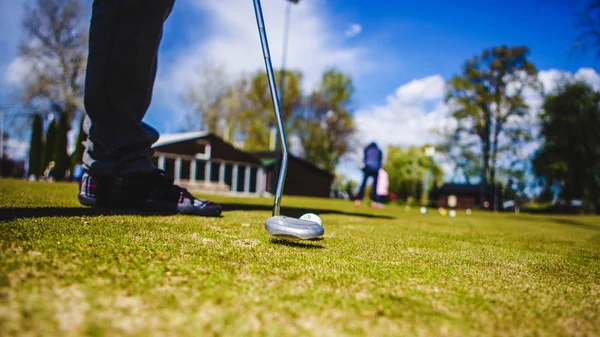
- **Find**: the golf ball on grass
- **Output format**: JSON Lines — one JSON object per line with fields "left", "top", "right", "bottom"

{"left": 420, "top": 207, "right": 427, "bottom": 214}
{"left": 300, "top": 213, "right": 323, "bottom": 226}
{"left": 449, "top": 210, "right": 456, "bottom": 217}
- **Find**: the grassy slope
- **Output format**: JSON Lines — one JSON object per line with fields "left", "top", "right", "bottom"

{"left": 0, "top": 179, "right": 599, "bottom": 337}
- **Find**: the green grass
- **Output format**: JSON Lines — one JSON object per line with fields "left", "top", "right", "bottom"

{"left": 0, "top": 179, "right": 599, "bottom": 337}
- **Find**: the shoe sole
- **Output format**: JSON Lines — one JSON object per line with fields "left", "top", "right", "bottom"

{"left": 78, "top": 193, "right": 222, "bottom": 217}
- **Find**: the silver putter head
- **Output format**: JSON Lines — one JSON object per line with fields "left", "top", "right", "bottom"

{"left": 265, "top": 215, "right": 324, "bottom": 240}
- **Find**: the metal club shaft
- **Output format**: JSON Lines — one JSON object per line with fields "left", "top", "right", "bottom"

{"left": 253, "top": 0, "right": 289, "bottom": 216}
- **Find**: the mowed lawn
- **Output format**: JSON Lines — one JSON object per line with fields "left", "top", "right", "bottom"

{"left": 0, "top": 179, "right": 599, "bottom": 337}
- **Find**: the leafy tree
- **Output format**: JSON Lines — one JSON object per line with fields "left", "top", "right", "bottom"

{"left": 576, "top": 0, "right": 600, "bottom": 57}
{"left": 243, "top": 70, "right": 303, "bottom": 150}
{"left": 28, "top": 114, "right": 44, "bottom": 178}
{"left": 218, "top": 78, "right": 251, "bottom": 142}
{"left": 503, "top": 173, "right": 527, "bottom": 213}
{"left": 184, "top": 62, "right": 229, "bottom": 133}
{"left": 446, "top": 46, "right": 538, "bottom": 206}
{"left": 186, "top": 67, "right": 303, "bottom": 149}
{"left": 19, "top": 0, "right": 87, "bottom": 121}
{"left": 332, "top": 174, "right": 357, "bottom": 198}
{"left": 384, "top": 145, "right": 443, "bottom": 204}
{"left": 295, "top": 69, "right": 355, "bottom": 172}
{"left": 19, "top": 0, "right": 87, "bottom": 179}
{"left": 437, "top": 127, "right": 480, "bottom": 184}
{"left": 537, "top": 185, "right": 555, "bottom": 203}
{"left": 533, "top": 81, "right": 600, "bottom": 213}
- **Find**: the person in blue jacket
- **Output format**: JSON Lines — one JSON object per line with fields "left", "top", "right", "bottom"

{"left": 354, "top": 142, "right": 383, "bottom": 207}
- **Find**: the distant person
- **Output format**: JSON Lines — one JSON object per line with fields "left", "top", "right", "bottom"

{"left": 77, "top": 0, "right": 221, "bottom": 216}
{"left": 72, "top": 163, "right": 84, "bottom": 182}
{"left": 43, "top": 161, "right": 55, "bottom": 182}
{"left": 354, "top": 142, "right": 383, "bottom": 207}
{"left": 372, "top": 168, "right": 389, "bottom": 209}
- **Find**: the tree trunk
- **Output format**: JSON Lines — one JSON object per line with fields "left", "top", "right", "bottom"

{"left": 481, "top": 141, "right": 489, "bottom": 208}
{"left": 70, "top": 115, "right": 86, "bottom": 172}
{"left": 490, "top": 114, "right": 502, "bottom": 211}
{"left": 28, "top": 114, "right": 44, "bottom": 179}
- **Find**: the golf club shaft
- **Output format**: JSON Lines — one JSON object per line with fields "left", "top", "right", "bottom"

{"left": 253, "top": 0, "right": 288, "bottom": 216}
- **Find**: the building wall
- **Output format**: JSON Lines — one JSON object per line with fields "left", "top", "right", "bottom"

{"left": 438, "top": 194, "right": 478, "bottom": 209}
{"left": 152, "top": 135, "right": 332, "bottom": 197}
{"left": 154, "top": 135, "right": 261, "bottom": 165}
{"left": 265, "top": 158, "right": 333, "bottom": 198}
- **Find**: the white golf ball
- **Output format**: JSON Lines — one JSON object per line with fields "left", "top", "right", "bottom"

{"left": 449, "top": 210, "right": 456, "bottom": 218}
{"left": 466, "top": 209, "right": 472, "bottom": 215}
{"left": 420, "top": 207, "right": 427, "bottom": 214}
{"left": 300, "top": 213, "right": 322, "bottom": 226}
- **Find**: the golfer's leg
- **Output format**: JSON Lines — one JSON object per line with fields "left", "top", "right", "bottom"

{"left": 82, "top": 0, "right": 175, "bottom": 175}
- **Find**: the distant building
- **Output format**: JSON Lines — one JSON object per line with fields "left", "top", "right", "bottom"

{"left": 437, "top": 183, "right": 503, "bottom": 209}
{"left": 252, "top": 151, "right": 334, "bottom": 198}
{"left": 151, "top": 132, "right": 333, "bottom": 198}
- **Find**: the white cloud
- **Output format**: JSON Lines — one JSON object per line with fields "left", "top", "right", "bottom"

{"left": 344, "top": 24, "right": 362, "bottom": 38}
{"left": 537, "top": 67, "right": 600, "bottom": 94}
{"left": 354, "top": 75, "right": 450, "bottom": 149}
{"left": 5, "top": 57, "right": 32, "bottom": 85}
{"left": 155, "top": 0, "right": 371, "bottom": 126}
{"left": 4, "top": 139, "right": 29, "bottom": 160}
{"left": 574, "top": 68, "right": 600, "bottom": 91}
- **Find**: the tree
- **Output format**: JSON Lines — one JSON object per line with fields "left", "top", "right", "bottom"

{"left": 446, "top": 46, "right": 538, "bottom": 207}
{"left": 52, "top": 112, "right": 69, "bottom": 180}
{"left": 437, "top": 127, "right": 481, "bottom": 184}
{"left": 332, "top": 174, "right": 357, "bottom": 198}
{"left": 533, "top": 81, "right": 600, "bottom": 214}
{"left": 41, "top": 118, "right": 57, "bottom": 173}
{"left": 70, "top": 115, "right": 85, "bottom": 171}
{"left": 28, "top": 114, "right": 44, "bottom": 178}
{"left": 295, "top": 69, "right": 356, "bottom": 172}
{"left": 185, "top": 67, "right": 304, "bottom": 150}
{"left": 503, "top": 170, "right": 527, "bottom": 213}
{"left": 19, "top": 0, "right": 87, "bottom": 147}
{"left": 184, "top": 62, "right": 229, "bottom": 133}
{"left": 218, "top": 78, "right": 251, "bottom": 142}
{"left": 384, "top": 145, "right": 443, "bottom": 204}
{"left": 242, "top": 70, "right": 303, "bottom": 150}
{"left": 576, "top": 0, "right": 600, "bottom": 57}
{"left": 537, "top": 186, "right": 555, "bottom": 203}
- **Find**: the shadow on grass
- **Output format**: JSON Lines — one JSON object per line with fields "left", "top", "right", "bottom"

{"left": 0, "top": 207, "right": 187, "bottom": 221}
{"left": 0, "top": 203, "right": 394, "bottom": 222}
{"left": 269, "top": 238, "right": 325, "bottom": 249}
{"left": 220, "top": 202, "right": 394, "bottom": 220}
{"left": 552, "top": 218, "right": 599, "bottom": 230}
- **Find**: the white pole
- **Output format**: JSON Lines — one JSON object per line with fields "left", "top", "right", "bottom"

{"left": 174, "top": 156, "right": 182, "bottom": 184}
{"left": 158, "top": 155, "right": 166, "bottom": 170}
{"left": 204, "top": 161, "right": 211, "bottom": 187}
{"left": 244, "top": 166, "right": 251, "bottom": 194}
{"left": 256, "top": 167, "right": 265, "bottom": 195}
{"left": 190, "top": 160, "right": 197, "bottom": 183}
{"left": 232, "top": 164, "right": 239, "bottom": 192}
{"left": 219, "top": 162, "right": 225, "bottom": 185}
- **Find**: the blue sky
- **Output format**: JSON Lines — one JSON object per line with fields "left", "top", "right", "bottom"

{"left": 1, "top": 0, "right": 599, "bottom": 181}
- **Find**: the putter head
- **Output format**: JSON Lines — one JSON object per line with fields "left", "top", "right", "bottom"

{"left": 265, "top": 215, "right": 324, "bottom": 240}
